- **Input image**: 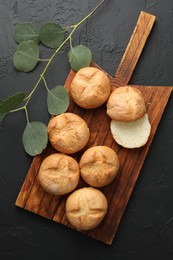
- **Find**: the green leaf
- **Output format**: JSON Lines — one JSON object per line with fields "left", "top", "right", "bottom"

{"left": 39, "top": 22, "right": 65, "bottom": 49}
{"left": 47, "top": 85, "right": 69, "bottom": 115}
{"left": 22, "top": 121, "right": 48, "bottom": 156}
{"left": 14, "top": 22, "right": 39, "bottom": 44}
{"left": 0, "top": 112, "right": 7, "bottom": 122}
{"left": 0, "top": 92, "right": 25, "bottom": 122}
{"left": 0, "top": 99, "right": 6, "bottom": 122}
{"left": 68, "top": 45, "right": 92, "bottom": 71}
{"left": 13, "top": 40, "right": 39, "bottom": 72}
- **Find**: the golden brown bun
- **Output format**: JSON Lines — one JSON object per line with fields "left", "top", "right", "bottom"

{"left": 107, "top": 86, "right": 146, "bottom": 122}
{"left": 66, "top": 187, "right": 108, "bottom": 230}
{"left": 38, "top": 153, "right": 79, "bottom": 195}
{"left": 79, "top": 146, "right": 119, "bottom": 187}
{"left": 70, "top": 67, "right": 111, "bottom": 109}
{"left": 48, "top": 113, "right": 90, "bottom": 154}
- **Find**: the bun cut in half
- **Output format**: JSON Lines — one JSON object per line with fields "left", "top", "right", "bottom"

{"left": 107, "top": 86, "right": 151, "bottom": 148}
{"left": 110, "top": 113, "right": 151, "bottom": 149}
{"left": 70, "top": 67, "right": 111, "bottom": 109}
{"left": 66, "top": 187, "right": 108, "bottom": 230}
{"left": 107, "top": 86, "right": 146, "bottom": 122}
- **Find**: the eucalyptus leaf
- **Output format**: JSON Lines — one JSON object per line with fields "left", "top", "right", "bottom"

{"left": 39, "top": 22, "right": 65, "bottom": 49}
{"left": 13, "top": 40, "right": 39, "bottom": 72}
{"left": 14, "top": 22, "right": 39, "bottom": 43}
{"left": 22, "top": 121, "right": 48, "bottom": 156}
{"left": 0, "top": 99, "right": 6, "bottom": 122}
{"left": 0, "top": 92, "right": 25, "bottom": 122}
{"left": 0, "top": 112, "right": 7, "bottom": 122}
{"left": 47, "top": 85, "right": 69, "bottom": 115}
{"left": 68, "top": 45, "right": 92, "bottom": 71}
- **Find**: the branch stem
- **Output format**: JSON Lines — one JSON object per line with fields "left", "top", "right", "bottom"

{"left": 42, "top": 76, "right": 50, "bottom": 92}
{"left": 24, "top": 106, "right": 29, "bottom": 123}
{"left": 11, "top": 0, "right": 107, "bottom": 120}
{"left": 10, "top": 106, "right": 25, "bottom": 113}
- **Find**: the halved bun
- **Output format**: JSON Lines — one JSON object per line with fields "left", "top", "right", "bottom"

{"left": 70, "top": 67, "right": 111, "bottom": 109}
{"left": 110, "top": 113, "right": 151, "bottom": 148}
{"left": 107, "top": 86, "right": 146, "bottom": 122}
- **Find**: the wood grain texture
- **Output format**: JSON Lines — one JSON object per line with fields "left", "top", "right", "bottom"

{"left": 15, "top": 12, "right": 172, "bottom": 244}
{"left": 114, "top": 11, "right": 156, "bottom": 86}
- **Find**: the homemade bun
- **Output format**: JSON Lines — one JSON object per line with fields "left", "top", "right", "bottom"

{"left": 79, "top": 146, "right": 119, "bottom": 187}
{"left": 70, "top": 67, "right": 111, "bottom": 109}
{"left": 110, "top": 113, "right": 151, "bottom": 148}
{"left": 66, "top": 187, "right": 108, "bottom": 230}
{"left": 48, "top": 113, "right": 90, "bottom": 154}
{"left": 38, "top": 153, "right": 79, "bottom": 195}
{"left": 107, "top": 86, "right": 146, "bottom": 122}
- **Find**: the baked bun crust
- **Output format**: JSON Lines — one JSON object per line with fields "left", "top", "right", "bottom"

{"left": 48, "top": 113, "right": 90, "bottom": 154}
{"left": 79, "top": 146, "right": 119, "bottom": 187}
{"left": 107, "top": 86, "right": 146, "bottom": 122}
{"left": 38, "top": 153, "right": 79, "bottom": 195}
{"left": 110, "top": 113, "right": 151, "bottom": 148}
{"left": 70, "top": 67, "right": 111, "bottom": 109}
{"left": 66, "top": 187, "right": 108, "bottom": 230}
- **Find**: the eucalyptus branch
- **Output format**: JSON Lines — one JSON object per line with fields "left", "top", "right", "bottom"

{"left": 15, "top": 0, "right": 108, "bottom": 108}
{"left": 26, "top": 0, "right": 108, "bottom": 103}
{"left": 0, "top": 0, "right": 108, "bottom": 156}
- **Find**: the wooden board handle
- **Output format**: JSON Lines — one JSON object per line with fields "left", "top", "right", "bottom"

{"left": 114, "top": 11, "right": 156, "bottom": 86}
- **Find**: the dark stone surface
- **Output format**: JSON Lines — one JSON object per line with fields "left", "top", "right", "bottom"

{"left": 0, "top": 0, "right": 173, "bottom": 259}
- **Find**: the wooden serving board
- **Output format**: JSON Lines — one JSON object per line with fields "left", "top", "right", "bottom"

{"left": 15, "top": 12, "right": 172, "bottom": 244}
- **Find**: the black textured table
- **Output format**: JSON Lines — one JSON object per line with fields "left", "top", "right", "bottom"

{"left": 0, "top": 1, "right": 173, "bottom": 259}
